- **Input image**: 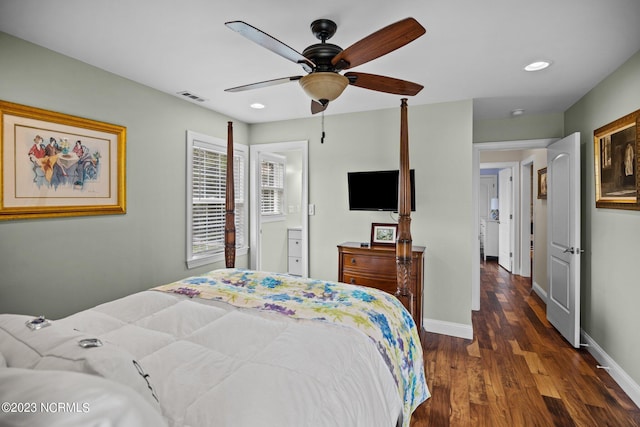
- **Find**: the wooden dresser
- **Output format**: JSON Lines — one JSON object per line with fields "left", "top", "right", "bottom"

{"left": 337, "top": 242, "right": 425, "bottom": 331}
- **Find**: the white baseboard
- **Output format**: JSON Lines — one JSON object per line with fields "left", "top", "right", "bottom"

{"left": 423, "top": 318, "right": 474, "bottom": 340}
{"left": 532, "top": 281, "right": 547, "bottom": 302}
{"left": 581, "top": 330, "right": 640, "bottom": 408}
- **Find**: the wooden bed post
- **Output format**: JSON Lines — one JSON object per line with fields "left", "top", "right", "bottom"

{"left": 395, "top": 98, "right": 415, "bottom": 317}
{"left": 225, "top": 121, "right": 236, "bottom": 268}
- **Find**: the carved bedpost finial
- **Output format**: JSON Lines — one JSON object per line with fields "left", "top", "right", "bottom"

{"left": 395, "top": 98, "right": 415, "bottom": 317}
{"left": 225, "top": 121, "right": 236, "bottom": 268}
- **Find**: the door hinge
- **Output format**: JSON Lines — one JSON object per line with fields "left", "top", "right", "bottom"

{"left": 509, "top": 214, "right": 513, "bottom": 219}
{"left": 510, "top": 252, "right": 513, "bottom": 258}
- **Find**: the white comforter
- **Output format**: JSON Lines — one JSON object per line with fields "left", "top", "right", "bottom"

{"left": 56, "top": 290, "right": 403, "bottom": 427}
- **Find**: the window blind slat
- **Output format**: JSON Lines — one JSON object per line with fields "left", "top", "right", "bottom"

{"left": 189, "top": 138, "right": 246, "bottom": 260}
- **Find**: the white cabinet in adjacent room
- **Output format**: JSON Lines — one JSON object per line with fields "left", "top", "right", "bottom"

{"left": 481, "top": 218, "right": 499, "bottom": 260}
{"left": 287, "top": 228, "right": 302, "bottom": 276}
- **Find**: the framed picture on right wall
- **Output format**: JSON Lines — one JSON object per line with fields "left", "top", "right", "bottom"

{"left": 537, "top": 167, "right": 547, "bottom": 199}
{"left": 593, "top": 108, "right": 640, "bottom": 210}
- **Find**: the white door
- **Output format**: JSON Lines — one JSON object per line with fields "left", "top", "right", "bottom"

{"left": 498, "top": 168, "right": 512, "bottom": 271}
{"left": 479, "top": 175, "right": 497, "bottom": 219}
{"left": 547, "top": 133, "right": 581, "bottom": 347}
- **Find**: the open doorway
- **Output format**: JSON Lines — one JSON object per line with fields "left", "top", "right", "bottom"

{"left": 471, "top": 139, "right": 555, "bottom": 311}
{"left": 479, "top": 162, "right": 517, "bottom": 273}
{"left": 250, "top": 141, "right": 309, "bottom": 277}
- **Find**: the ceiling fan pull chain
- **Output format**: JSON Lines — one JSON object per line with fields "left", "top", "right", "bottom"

{"left": 321, "top": 111, "right": 325, "bottom": 144}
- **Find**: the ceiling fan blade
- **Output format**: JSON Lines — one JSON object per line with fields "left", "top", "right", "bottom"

{"left": 225, "top": 76, "right": 302, "bottom": 92}
{"left": 311, "top": 100, "right": 328, "bottom": 114}
{"left": 226, "top": 21, "right": 315, "bottom": 72}
{"left": 331, "top": 17, "right": 425, "bottom": 70}
{"left": 345, "top": 72, "right": 423, "bottom": 96}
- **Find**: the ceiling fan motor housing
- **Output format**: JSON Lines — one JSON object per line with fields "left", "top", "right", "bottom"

{"left": 302, "top": 43, "right": 343, "bottom": 72}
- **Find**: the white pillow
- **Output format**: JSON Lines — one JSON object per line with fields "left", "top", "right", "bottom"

{"left": 0, "top": 314, "right": 161, "bottom": 413}
{"left": 0, "top": 367, "right": 168, "bottom": 427}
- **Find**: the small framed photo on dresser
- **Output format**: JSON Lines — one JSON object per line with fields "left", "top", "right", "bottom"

{"left": 370, "top": 223, "right": 398, "bottom": 246}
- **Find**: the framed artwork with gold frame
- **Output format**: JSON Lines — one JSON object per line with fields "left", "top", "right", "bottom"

{"left": 593, "top": 109, "right": 639, "bottom": 210}
{"left": 537, "top": 167, "right": 547, "bottom": 199}
{"left": 0, "top": 100, "right": 126, "bottom": 220}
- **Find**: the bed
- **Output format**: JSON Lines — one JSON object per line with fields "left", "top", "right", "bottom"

{"left": 0, "top": 99, "right": 429, "bottom": 426}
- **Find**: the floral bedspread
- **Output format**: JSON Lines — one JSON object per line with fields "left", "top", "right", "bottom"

{"left": 153, "top": 269, "right": 429, "bottom": 425}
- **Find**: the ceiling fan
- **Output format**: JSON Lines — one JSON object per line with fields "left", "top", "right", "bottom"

{"left": 224, "top": 17, "right": 426, "bottom": 114}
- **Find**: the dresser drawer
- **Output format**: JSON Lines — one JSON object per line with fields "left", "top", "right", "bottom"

{"left": 342, "top": 272, "right": 398, "bottom": 295}
{"left": 288, "top": 256, "right": 302, "bottom": 276}
{"left": 341, "top": 253, "right": 396, "bottom": 275}
{"left": 342, "top": 254, "right": 419, "bottom": 280}
{"left": 288, "top": 238, "right": 302, "bottom": 257}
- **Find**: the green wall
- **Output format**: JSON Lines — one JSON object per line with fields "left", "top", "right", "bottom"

{"left": 0, "top": 33, "right": 249, "bottom": 318}
{"left": 474, "top": 112, "right": 564, "bottom": 142}
{"left": 565, "top": 49, "right": 640, "bottom": 385}
{"left": 250, "top": 101, "right": 474, "bottom": 327}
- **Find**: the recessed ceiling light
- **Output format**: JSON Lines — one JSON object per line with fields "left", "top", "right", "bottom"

{"left": 250, "top": 103, "right": 265, "bottom": 109}
{"left": 524, "top": 61, "right": 551, "bottom": 72}
{"left": 511, "top": 109, "right": 524, "bottom": 116}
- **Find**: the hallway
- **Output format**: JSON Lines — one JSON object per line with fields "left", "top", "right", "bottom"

{"left": 411, "top": 260, "right": 640, "bottom": 426}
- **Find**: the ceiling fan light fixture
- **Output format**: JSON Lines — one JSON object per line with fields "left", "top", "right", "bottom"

{"left": 299, "top": 72, "right": 349, "bottom": 103}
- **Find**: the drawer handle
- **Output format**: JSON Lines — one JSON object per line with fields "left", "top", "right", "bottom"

{"left": 350, "top": 258, "right": 356, "bottom": 264}
{"left": 350, "top": 278, "right": 356, "bottom": 284}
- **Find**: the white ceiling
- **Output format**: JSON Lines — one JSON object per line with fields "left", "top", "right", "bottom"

{"left": 1, "top": 0, "right": 639, "bottom": 124}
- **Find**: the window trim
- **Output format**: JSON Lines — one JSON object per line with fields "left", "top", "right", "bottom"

{"left": 186, "top": 130, "right": 248, "bottom": 269}
{"left": 259, "top": 152, "right": 286, "bottom": 223}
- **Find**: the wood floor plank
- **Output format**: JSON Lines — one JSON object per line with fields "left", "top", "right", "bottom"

{"left": 410, "top": 260, "right": 639, "bottom": 426}
{"left": 466, "top": 356, "right": 488, "bottom": 406}
{"left": 533, "top": 373, "right": 561, "bottom": 398}
{"left": 449, "top": 340, "right": 471, "bottom": 427}
{"left": 542, "top": 395, "right": 577, "bottom": 427}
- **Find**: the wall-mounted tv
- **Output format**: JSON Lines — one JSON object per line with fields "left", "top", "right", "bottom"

{"left": 347, "top": 169, "right": 416, "bottom": 211}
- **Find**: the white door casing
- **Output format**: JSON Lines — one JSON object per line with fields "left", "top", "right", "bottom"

{"left": 546, "top": 133, "right": 581, "bottom": 347}
{"left": 498, "top": 167, "right": 513, "bottom": 272}
{"left": 520, "top": 157, "right": 535, "bottom": 278}
{"left": 250, "top": 141, "right": 309, "bottom": 277}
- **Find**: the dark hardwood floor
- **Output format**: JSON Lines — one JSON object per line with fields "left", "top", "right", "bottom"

{"left": 410, "top": 259, "right": 640, "bottom": 426}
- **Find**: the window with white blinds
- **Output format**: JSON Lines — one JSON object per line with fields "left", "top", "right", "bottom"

{"left": 187, "top": 131, "right": 247, "bottom": 268}
{"left": 260, "top": 153, "right": 286, "bottom": 221}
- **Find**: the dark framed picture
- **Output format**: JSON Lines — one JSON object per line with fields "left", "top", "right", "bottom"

{"left": 537, "top": 167, "right": 547, "bottom": 199}
{"left": 0, "top": 100, "right": 126, "bottom": 220}
{"left": 594, "top": 109, "right": 639, "bottom": 210}
{"left": 370, "top": 223, "right": 398, "bottom": 246}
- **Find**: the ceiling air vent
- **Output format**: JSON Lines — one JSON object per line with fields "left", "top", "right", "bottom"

{"left": 177, "top": 91, "right": 207, "bottom": 102}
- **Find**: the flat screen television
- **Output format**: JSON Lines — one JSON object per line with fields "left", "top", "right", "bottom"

{"left": 348, "top": 169, "right": 416, "bottom": 211}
